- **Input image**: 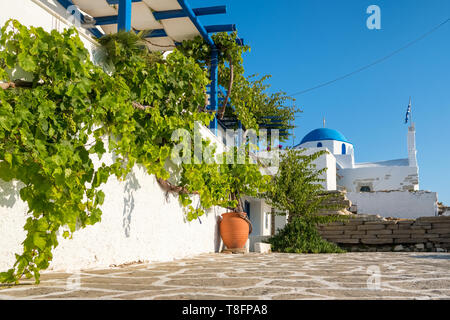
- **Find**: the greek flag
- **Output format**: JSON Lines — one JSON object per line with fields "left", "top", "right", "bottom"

{"left": 405, "top": 98, "right": 411, "bottom": 124}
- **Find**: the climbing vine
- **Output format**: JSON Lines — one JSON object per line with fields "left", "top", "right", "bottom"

{"left": 178, "top": 32, "right": 298, "bottom": 135}
{"left": 0, "top": 21, "right": 279, "bottom": 284}
{"left": 0, "top": 21, "right": 118, "bottom": 284}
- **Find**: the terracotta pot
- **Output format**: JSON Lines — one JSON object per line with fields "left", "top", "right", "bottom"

{"left": 219, "top": 212, "right": 250, "bottom": 249}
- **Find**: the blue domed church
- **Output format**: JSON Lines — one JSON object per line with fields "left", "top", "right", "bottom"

{"left": 282, "top": 123, "right": 442, "bottom": 221}
{"left": 294, "top": 126, "right": 419, "bottom": 193}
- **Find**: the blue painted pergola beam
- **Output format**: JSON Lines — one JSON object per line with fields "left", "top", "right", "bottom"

{"left": 151, "top": 10, "right": 187, "bottom": 21}
{"left": 117, "top": 0, "right": 132, "bottom": 31}
{"left": 205, "top": 24, "right": 236, "bottom": 33}
{"left": 142, "top": 29, "right": 167, "bottom": 38}
{"left": 94, "top": 15, "right": 119, "bottom": 26}
{"left": 106, "top": 0, "right": 141, "bottom": 4}
{"left": 153, "top": 6, "right": 227, "bottom": 20}
{"left": 142, "top": 32, "right": 239, "bottom": 42}
{"left": 194, "top": 6, "right": 227, "bottom": 17}
{"left": 208, "top": 48, "right": 219, "bottom": 135}
{"left": 95, "top": 6, "right": 227, "bottom": 25}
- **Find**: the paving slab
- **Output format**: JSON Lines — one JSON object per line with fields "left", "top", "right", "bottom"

{"left": 0, "top": 252, "right": 449, "bottom": 300}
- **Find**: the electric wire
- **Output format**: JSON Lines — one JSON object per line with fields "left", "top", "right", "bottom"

{"left": 288, "top": 18, "right": 450, "bottom": 97}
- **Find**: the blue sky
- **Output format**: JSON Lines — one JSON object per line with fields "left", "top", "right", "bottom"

{"left": 191, "top": 0, "right": 450, "bottom": 204}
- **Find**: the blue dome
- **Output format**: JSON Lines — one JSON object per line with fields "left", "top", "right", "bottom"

{"left": 300, "top": 128, "right": 350, "bottom": 145}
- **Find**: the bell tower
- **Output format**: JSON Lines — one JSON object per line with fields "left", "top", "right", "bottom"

{"left": 408, "top": 123, "right": 417, "bottom": 167}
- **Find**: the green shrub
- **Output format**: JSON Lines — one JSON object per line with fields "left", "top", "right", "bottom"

{"left": 267, "top": 216, "right": 345, "bottom": 254}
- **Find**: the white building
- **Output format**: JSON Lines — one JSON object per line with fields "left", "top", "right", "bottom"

{"left": 292, "top": 123, "right": 438, "bottom": 219}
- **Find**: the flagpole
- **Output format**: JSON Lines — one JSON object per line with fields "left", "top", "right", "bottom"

{"left": 409, "top": 96, "right": 413, "bottom": 126}
{"left": 291, "top": 118, "right": 294, "bottom": 148}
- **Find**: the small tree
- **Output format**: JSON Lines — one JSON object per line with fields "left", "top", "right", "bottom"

{"left": 265, "top": 149, "right": 345, "bottom": 253}
{"left": 221, "top": 147, "right": 271, "bottom": 213}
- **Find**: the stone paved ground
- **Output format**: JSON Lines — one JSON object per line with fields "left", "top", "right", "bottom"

{"left": 1, "top": 252, "right": 450, "bottom": 300}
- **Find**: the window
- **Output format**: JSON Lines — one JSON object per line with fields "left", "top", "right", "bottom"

{"left": 360, "top": 186, "right": 371, "bottom": 192}
{"left": 342, "top": 143, "right": 346, "bottom": 155}
{"left": 317, "top": 142, "right": 323, "bottom": 147}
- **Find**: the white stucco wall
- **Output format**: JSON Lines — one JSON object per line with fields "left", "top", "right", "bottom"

{"left": 338, "top": 164, "right": 419, "bottom": 192}
{"left": 274, "top": 214, "right": 288, "bottom": 233}
{"left": 408, "top": 124, "right": 418, "bottom": 167}
{"left": 0, "top": 120, "right": 232, "bottom": 273}
{"left": 261, "top": 201, "right": 272, "bottom": 236}
{"left": 0, "top": 148, "right": 224, "bottom": 272}
{"left": 334, "top": 154, "right": 354, "bottom": 169}
{"left": 248, "top": 200, "right": 274, "bottom": 252}
{"left": 247, "top": 199, "right": 262, "bottom": 236}
{"left": 347, "top": 191, "right": 438, "bottom": 219}
{"left": 300, "top": 148, "right": 337, "bottom": 191}
{"left": 0, "top": 173, "right": 223, "bottom": 272}
{"left": 245, "top": 199, "right": 271, "bottom": 236}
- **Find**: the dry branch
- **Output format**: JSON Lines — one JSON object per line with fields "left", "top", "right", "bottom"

{"left": 156, "top": 177, "right": 198, "bottom": 195}
{"left": 0, "top": 82, "right": 15, "bottom": 90}
{"left": 132, "top": 101, "right": 153, "bottom": 110}
{"left": 217, "top": 54, "right": 234, "bottom": 119}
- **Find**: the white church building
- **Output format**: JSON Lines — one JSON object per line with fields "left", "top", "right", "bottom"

{"left": 292, "top": 123, "right": 438, "bottom": 219}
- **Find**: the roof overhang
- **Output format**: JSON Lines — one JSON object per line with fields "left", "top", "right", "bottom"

{"left": 56, "top": 0, "right": 238, "bottom": 51}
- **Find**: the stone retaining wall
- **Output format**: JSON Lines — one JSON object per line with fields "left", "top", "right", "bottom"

{"left": 318, "top": 214, "right": 450, "bottom": 252}
{"left": 317, "top": 190, "right": 352, "bottom": 216}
